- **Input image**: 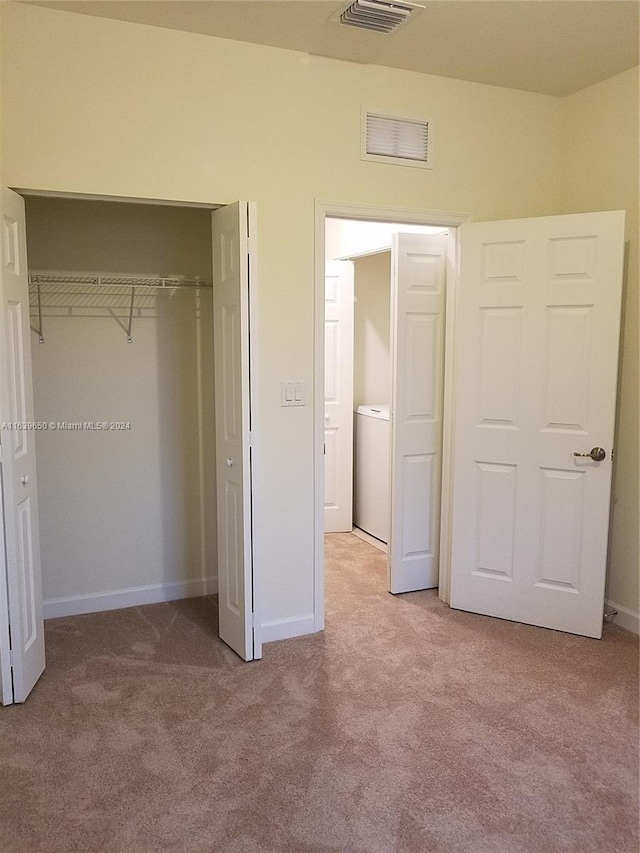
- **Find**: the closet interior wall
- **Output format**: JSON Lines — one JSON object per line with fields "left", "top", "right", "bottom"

{"left": 24, "top": 197, "right": 216, "bottom": 615}
{"left": 353, "top": 251, "right": 391, "bottom": 409}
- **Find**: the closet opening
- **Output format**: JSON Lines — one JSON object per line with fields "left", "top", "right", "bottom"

{"left": 0, "top": 188, "right": 258, "bottom": 702}
{"left": 24, "top": 195, "right": 218, "bottom": 628}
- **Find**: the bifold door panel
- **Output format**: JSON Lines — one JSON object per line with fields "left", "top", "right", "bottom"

{"left": 389, "top": 233, "right": 447, "bottom": 594}
{"left": 0, "top": 187, "right": 45, "bottom": 704}
{"left": 212, "top": 201, "right": 259, "bottom": 662}
{"left": 324, "top": 260, "right": 354, "bottom": 534}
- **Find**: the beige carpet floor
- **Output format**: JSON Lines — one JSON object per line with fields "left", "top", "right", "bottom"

{"left": 0, "top": 533, "right": 638, "bottom": 852}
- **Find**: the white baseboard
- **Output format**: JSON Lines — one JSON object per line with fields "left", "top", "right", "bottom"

{"left": 351, "top": 527, "right": 388, "bottom": 553}
{"left": 606, "top": 599, "right": 639, "bottom": 635}
{"left": 261, "top": 613, "right": 317, "bottom": 644}
{"left": 43, "top": 575, "right": 218, "bottom": 620}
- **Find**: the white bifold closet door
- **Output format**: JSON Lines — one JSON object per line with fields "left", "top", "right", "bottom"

{"left": 212, "top": 201, "right": 260, "bottom": 661}
{"left": 324, "top": 260, "right": 354, "bottom": 534}
{"left": 449, "top": 211, "right": 625, "bottom": 638}
{"left": 389, "top": 233, "right": 447, "bottom": 594}
{"left": 0, "top": 187, "right": 45, "bottom": 704}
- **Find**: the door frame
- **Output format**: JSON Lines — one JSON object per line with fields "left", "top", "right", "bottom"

{"left": 4, "top": 185, "right": 260, "bottom": 664}
{"left": 313, "top": 200, "right": 471, "bottom": 630}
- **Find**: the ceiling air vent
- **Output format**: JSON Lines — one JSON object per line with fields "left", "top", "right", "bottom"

{"left": 362, "top": 111, "right": 433, "bottom": 169}
{"left": 337, "top": 0, "right": 424, "bottom": 34}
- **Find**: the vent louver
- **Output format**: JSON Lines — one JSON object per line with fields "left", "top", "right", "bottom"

{"left": 338, "top": 0, "right": 424, "bottom": 34}
{"left": 362, "top": 112, "right": 432, "bottom": 168}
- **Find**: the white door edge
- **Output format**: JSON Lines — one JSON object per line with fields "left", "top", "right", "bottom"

{"left": 313, "top": 200, "right": 472, "bottom": 630}
{"left": 438, "top": 228, "right": 463, "bottom": 605}
{"left": 247, "top": 201, "right": 262, "bottom": 661}
{"left": 0, "top": 472, "right": 14, "bottom": 704}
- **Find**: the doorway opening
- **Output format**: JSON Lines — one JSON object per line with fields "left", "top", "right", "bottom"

{"left": 317, "top": 202, "right": 626, "bottom": 642}
{"left": 324, "top": 219, "right": 445, "bottom": 554}
{"left": 315, "top": 202, "right": 471, "bottom": 630}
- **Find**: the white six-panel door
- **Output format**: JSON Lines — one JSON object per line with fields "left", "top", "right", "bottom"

{"left": 389, "top": 233, "right": 447, "bottom": 594}
{"left": 449, "top": 211, "right": 625, "bottom": 638}
{"left": 324, "top": 260, "right": 354, "bottom": 533}
{"left": 212, "top": 202, "right": 259, "bottom": 661}
{"left": 0, "top": 187, "right": 45, "bottom": 703}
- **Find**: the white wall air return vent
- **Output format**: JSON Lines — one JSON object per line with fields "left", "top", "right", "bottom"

{"left": 338, "top": 0, "right": 424, "bottom": 33}
{"left": 362, "top": 111, "right": 432, "bottom": 169}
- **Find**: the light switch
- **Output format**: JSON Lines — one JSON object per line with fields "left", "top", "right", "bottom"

{"left": 281, "top": 380, "right": 305, "bottom": 407}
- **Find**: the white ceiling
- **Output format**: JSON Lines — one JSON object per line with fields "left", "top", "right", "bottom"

{"left": 24, "top": 0, "right": 640, "bottom": 96}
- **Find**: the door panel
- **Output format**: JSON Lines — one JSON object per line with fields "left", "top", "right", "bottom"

{"left": 389, "top": 234, "right": 447, "bottom": 593}
{"left": 0, "top": 187, "right": 45, "bottom": 703}
{"left": 324, "top": 260, "right": 354, "bottom": 533}
{"left": 449, "top": 211, "right": 625, "bottom": 638}
{"left": 212, "top": 202, "right": 258, "bottom": 661}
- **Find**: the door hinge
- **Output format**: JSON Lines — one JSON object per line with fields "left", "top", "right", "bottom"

{"left": 252, "top": 611, "right": 258, "bottom": 628}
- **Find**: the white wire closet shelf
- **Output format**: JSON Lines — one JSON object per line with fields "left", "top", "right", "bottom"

{"left": 29, "top": 270, "right": 213, "bottom": 343}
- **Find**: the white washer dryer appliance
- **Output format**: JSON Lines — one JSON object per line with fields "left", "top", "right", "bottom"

{"left": 354, "top": 404, "right": 390, "bottom": 544}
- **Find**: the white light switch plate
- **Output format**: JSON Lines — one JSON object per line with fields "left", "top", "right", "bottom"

{"left": 281, "top": 380, "right": 305, "bottom": 407}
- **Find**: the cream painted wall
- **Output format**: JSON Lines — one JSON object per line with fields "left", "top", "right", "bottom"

{"left": 562, "top": 67, "right": 639, "bottom": 624}
{"left": 353, "top": 252, "right": 392, "bottom": 408}
{"left": 0, "top": 10, "right": 3, "bottom": 184}
{"left": 1, "top": 3, "right": 568, "bottom": 636}
{"left": 25, "top": 198, "right": 215, "bottom": 609}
